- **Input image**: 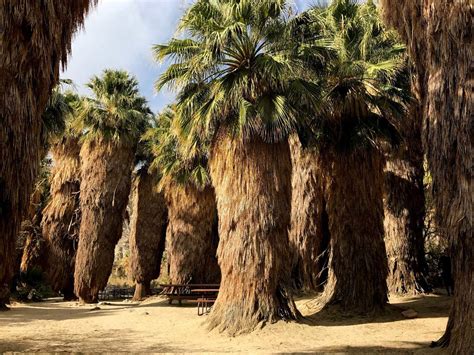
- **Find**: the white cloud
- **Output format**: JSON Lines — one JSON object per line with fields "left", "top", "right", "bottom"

{"left": 63, "top": 0, "right": 193, "bottom": 112}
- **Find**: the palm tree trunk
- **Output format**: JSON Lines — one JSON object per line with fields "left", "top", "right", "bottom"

{"left": 380, "top": 1, "right": 473, "bottom": 352}
{"left": 19, "top": 186, "right": 47, "bottom": 275}
{"left": 207, "top": 132, "right": 300, "bottom": 335}
{"left": 289, "top": 137, "right": 329, "bottom": 292}
{"left": 129, "top": 169, "right": 167, "bottom": 301}
{"left": 163, "top": 180, "right": 219, "bottom": 285}
{"left": 384, "top": 101, "right": 430, "bottom": 295}
{"left": 0, "top": 0, "right": 95, "bottom": 310}
{"left": 74, "top": 138, "right": 135, "bottom": 303}
{"left": 133, "top": 281, "right": 152, "bottom": 301}
{"left": 41, "top": 138, "right": 81, "bottom": 300}
{"left": 384, "top": 159, "right": 429, "bottom": 295}
{"left": 319, "top": 149, "right": 388, "bottom": 313}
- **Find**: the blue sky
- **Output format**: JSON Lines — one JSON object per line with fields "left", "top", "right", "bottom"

{"left": 62, "top": 0, "right": 315, "bottom": 114}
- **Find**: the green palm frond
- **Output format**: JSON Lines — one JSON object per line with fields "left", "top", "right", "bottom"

{"left": 75, "top": 69, "right": 152, "bottom": 144}
{"left": 40, "top": 80, "right": 79, "bottom": 150}
{"left": 144, "top": 105, "right": 211, "bottom": 190}
{"left": 154, "top": 0, "right": 330, "bottom": 145}
{"left": 301, "top": 0, "right": 409, "bottom": 153}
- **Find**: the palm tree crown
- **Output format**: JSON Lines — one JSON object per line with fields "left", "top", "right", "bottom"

{"left": 143, "top": 105, "right": 211, "bottom": 189}
{"left": 40, "top": 80, "right": 79, "bottom": 152}
{"left": 154, "top": 0, "right": 324, "bottom": 143}
{"left": 300, "top": 0, "right": 407, "bottom": 152}
{"left": 75, "top": 69, "right": 152, "bottom": 143}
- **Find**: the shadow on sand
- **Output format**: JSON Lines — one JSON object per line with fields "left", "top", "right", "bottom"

{"left": 297, "top": 293, "right": 451, "bottom": 327}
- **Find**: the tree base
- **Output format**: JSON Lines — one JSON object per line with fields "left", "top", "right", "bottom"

{"left": 207, "top": 286, "right": 301, "bottom": 336}
{"left": 62, "top": 285, "right": 78, "bottom": 301}
{"left": 388, "top": 278, "right": 432, "bottom": 296}
{"left": 63, "top": 294, "right": 78, "bottom": 302}
{"left": 79, "top": 295, "right": 98, "bottom": 304}
{"left": 0, "top": 290, "right": 10, "bottom": 311}
{"left": 430, "top": 337, "right": 449, "bottom": 349}
{"left": 132, "top": 282, "right": 151, "bottom": 301}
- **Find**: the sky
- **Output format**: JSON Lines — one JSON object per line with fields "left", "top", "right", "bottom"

{"left": 62, "top": 0, "right": 315, "bottom": 114}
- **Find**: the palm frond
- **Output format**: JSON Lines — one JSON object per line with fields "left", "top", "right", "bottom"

{"left": 76, "top": 69, "right": 152, "bottom": 144}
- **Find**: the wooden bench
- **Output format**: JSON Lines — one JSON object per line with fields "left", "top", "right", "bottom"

{"left": 159, "top": 284, "right": 219, "bottom": 314}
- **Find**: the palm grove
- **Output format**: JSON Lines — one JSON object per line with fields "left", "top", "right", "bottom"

{"left": 0, "top": 0, "right": 471, "bottom": 354}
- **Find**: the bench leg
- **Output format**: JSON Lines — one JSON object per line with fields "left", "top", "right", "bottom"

{"left": 198, "top": 300, "right": 202, "bottom": 316}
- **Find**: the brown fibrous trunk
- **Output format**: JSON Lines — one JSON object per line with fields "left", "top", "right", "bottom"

{"left": 41, "top": 138, "right": 81, "bottom": 300}
{"left": 0, "top": 0, "right": 95, "bottom": 309}
{"left": 19, "top": 187, "right": 47, "bottom": 274}
{"left": 133, "top": 281, "right": 151, "bottom": 301}
{"left": 319, "top": 149, "right": 388, "bottom": 314}
{"left": 129, "top": 169, "right": 167, "bottom": 301}
{"left": 384, "top": 98, "right": 430, "bottom": 295}
{"left": 74, "top": 138, "right": 135, "bottom": 303}
{"left": 380, "top": 1, "right": 473, "bottom": 352}
{"left": 207, "top": 132, "right": 300, "bottom": 335}
{"left": 289, "top": 136, "right": 329, "bottom": 292}
{"left": 163, "top": 179, "right": 220, "bottom": 285}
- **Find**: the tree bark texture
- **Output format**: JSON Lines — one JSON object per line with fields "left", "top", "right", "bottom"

{"left": 41, "top": 138, "right": 81, "bottom": 300}
{"left": 384, "top": 101, "right": 430, "bottom": 295}
{"left": 289, "top": 136, "right": 329, "bottom": 292}
{"left": 0, "top": 0, "right": 95, "bottom": 309}
{"left": 74, "top": 138, "right": 135, "bottom": 303}
{"left": 380, "top": 1, "right": 473, "bottom": 352}
{"left": 207, "top": 132, "right": 300, "bottom": 335}
{"left": 129, "top": 169, "right": 167, "bottom": 301}
{"left": 163, "top": 180, "right": 219, "bottom": 285}
{"left": 319, "top": 149, "right": 389, "bottom": 314}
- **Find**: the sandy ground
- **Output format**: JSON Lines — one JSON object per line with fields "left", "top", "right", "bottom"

{"left": 0, "top": 293, "right": 450, "bottom": 353}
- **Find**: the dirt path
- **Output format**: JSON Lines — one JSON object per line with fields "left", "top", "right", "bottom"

{"left": 0, "top": 293, "right": 450, "bottom": 353}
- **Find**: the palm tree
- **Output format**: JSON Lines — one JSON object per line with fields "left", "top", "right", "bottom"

{"left": 128, "top": 142, "right": 168, "bottom": 301}
{"left": 301, "top": 0, "right": 408, "bottom": 313}
{"left": 145, "top": 106, "right": 219, "bottom": 286}
{"left": 0, "top": 0, "right": 95, "bottom": 310}
{"left": 154, "top": 0, "right": 323, "bottom": 334}
{"left": 41, "top": 92, "right": 83, "bottom": 301}
{"left": 73, "top": 70, "right": 151, "bottom": 303}
{"left": 19, "top": 85, "right": 78, "bottom": 299}
{"left": 380, "top": 1, "right": 473, "bottom": 352}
